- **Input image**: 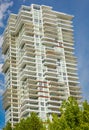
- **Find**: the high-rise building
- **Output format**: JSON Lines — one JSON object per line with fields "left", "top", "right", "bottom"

{"left": 2, "top": 4, "right": 82, "bottom": 126}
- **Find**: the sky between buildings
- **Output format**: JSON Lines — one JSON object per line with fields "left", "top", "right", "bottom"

{"left": 0, "top": 0, "right": 89, "bottom": 128}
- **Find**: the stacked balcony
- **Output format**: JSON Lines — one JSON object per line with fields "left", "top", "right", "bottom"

{"left": 3, "top": 88, "right": 11, "bottom": 110}
{"left": 47, "top": 80, "right": 67, "bottom": 114}
{"left": 42, "top": 7, "right": 58, "bottom": 41}
{"left": 2, "top": 59, "right": 10, "bottom": 73}
{"left": 19, "top": 79, "right": 39, "bottom": 118}
{"left": 19, "top": 52, "right": 36, "bottom": 81}
{"left": 17, "top": 29, "right": 34, "bottom": 49}
{"left": 20, "top": 99, "right": 39, "bottom": 118}
{"left": 3, "top": 87, "right": 18, "bottom": 121}
{"left": 15, "top": 9, "right": 33, "bottom": 33}
{"left": 63, "top": 28, "right": 82, "bottom": 101}
{"left": 2, "top": 31, "right": 10, "bottom": 54}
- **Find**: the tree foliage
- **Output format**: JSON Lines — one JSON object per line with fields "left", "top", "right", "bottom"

{"left": 3, "top": 113, "right": 46, "bottom": 130}
{"left": 13, "top": 112, "right": 46, "bottom": 130}
{"left": 48, "top": 97, "right": 89, "bottom": 130}
{"left": 3, "top": 97, "right": 89, "bottom": 130}
{"left": 3, "top": 122, "right": 12, "bottom": 130}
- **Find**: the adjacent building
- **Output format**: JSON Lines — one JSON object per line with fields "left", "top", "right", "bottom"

{"left": 2, "top": 4, "right": 82, "bottom": 126}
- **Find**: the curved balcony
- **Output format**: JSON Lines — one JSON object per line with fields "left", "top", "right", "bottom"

{"left": 2, "top": 59, "right": 10, "bottom": 73}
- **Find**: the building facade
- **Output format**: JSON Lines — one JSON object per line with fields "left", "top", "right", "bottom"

{"left": 2, "top": 4, "right": 82, "bottom": 126}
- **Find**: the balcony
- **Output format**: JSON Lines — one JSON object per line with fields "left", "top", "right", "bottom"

{"left": 20, "top": 108, "right": 39, "bottom": 118}
{"left": 68, "top": 79, "right": 80, "bottom": 84}
{"left": 23, "top": 65, "right": 36, "bottom": 71}
{"left": 49, "top": 90, "right": 66, "bottom": 97}
{"left": 47, "top": 104, "right": 60, "bottom": 109}
{"left": 50, "top": 95, "right": 66, "bottom": 101}
{"left": 59, "top": 23, "right": 73, "bottom": 30}
{"left": 70, "top": 89, "right": 82, "bottom": 95}
{"left": 44, "top": 31, "right": 57, "bottom": 38}
{"left": 21, "top": 103, "right": 39, "bottom": 113}
{"left": 62, "top": 27, "right": 73, "bottom": 33}
{"left": 19, "top": 69, "right": 36, "bottom": 81}
{"left": 68, "top": 75, "right": 78, "bottom": 81}
{"left": 19, "top": 51, "right": 35, "bottom": 61}
{"left": 3, "top": 88, "right": 14, "bottom": 99}
{"left": 63, "top": 42, "right": 73, "bottom": 48}
{"left": 44, "top": 32, "right": 58, "bottom": 39}
{"left": 19, "top": 56, "right": 36, "bottom": 68}
{"left": 25, "top": 89, "right": 38, "bottom": 96}
{"left": 66, "top": 59, "right": 77, "bottom": 65}
{"left": 2, "top": 32, "right": 10, "bottom": 54}
{"left": 47, "top": 109, "right": 60, "bottom": 114}
{"left": 21, "top": 99, "right": 38, "bottom": 107}
{"left": 62, "top": 30, "right": 73, "bottom": 36}
{"left": 44, "top": 25, "right": 57, "bottom": 32}
{"left": 18, "top": 35, "right": 34, "bottom": 47}
{"left": 43, "top": 18, "right": 57, "bottom": 26}
{"left": 48, "top": 99, "right": 62, "bottom": 105}
{"left": 65, "top": 54, "right": 76, "bottom": 60}
{"left": 49, "top": 81, "right": 65, "bottom": 86}
{"left": 25, "top": 79, "right": 38, "bottom": 85}
{"left": 24, "top": 45, "right": 35, "bottom": 53}
{"left": 3, "top": 98, "right": 11, "bottom": 110}
{"left": 45, "top": 75, "right": 58, "bottom": 81}
{"left": 49, "top": 85, "right": 67, "bottom": 92}
{"left": 46, "top": 54, "right": 58, "bottom": 60}
{"left": 4, "top": 52, "right": 10, "bottom": 62}
{"left": 69, "top": 85, "right": 81, "bottom": 90}
{"left": 2, "top": 59, "right": 10, "bottom": 73}
{"left": 67, "top": 68, "right": 77, "bottom": 74}
{"left": 66, "top": 61, "right": 77, "bottom": 66}
{"left": 44, "top": 57, "right": 57, "bottom": 63}
{"left": 15, "top": 11, "right": 33, "bottom": 33}
{"left": 42, "top": 40, "right": 56, "bottom": 47}
{"left": 70, "top": 94, "right": 82, "bottom": 100}
{"left": 42, "top": 11, "right": 56, "bottom": 19}
{"left": 43, "top": 61, "right": 56, "bottom": 68}
{"left": 44, "top": 69, "right": 57, "bottom": 77}
{"left": 28, "top": 84, "right": 38, "bottom": 89}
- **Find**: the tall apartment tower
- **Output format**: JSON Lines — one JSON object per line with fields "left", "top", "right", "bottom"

{"left": 2, "top": 4, "right": 82, "bottom": 126}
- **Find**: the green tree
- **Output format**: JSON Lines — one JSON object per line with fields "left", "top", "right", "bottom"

{"left": 82, "top": 100, "right": 89, "bottom": 122}
{"left": 48, "top": 114, "right": 70, "bottom": 130}
{"left": 3, "top": 98, "right": 89, "bottom": 130}
{"left": 48, "top": 97, "right": 89, "bottom": 130}
{"left": 80, "top": 100, "right": 89, "bottom": 130}
{"left": 3, "top": 122, "right": 12, "bottom": 130}
{"left": 14, "top": 112, "right": 46, "bottom": 130}
{"left": 60, "top": 97, "right": 82, "bottom": 129}
{"left": 13, "top": 118, "right": 28, "bottom": 130}
{"left": 25, "top": 112, "right": 46, "bottom": 130}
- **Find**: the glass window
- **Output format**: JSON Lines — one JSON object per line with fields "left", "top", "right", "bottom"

{"left": 41, "top": 107, "right": 44, "bottom": 111}
{"left": 34, "top": 19, "right": 38, "bottom": 23}
{"left": 38, "top": 73, "right": 42, "bottom": 77}
{"left": 41, "top": 102, "right": 44, "bottom": 106}
{"left": 44, "top": 83, "right": 47, "bottom": 86}
{"left": 35, "top": 35, "right": 39, "bottom": 38}
{"left": 33, "top": 5, "right": 40, "bottom": 10}
{"left": 39, "top": 82, "right": 42, "bottom": 86}
{"left": 36, "top": 43, "right": 39, "bottom": 46}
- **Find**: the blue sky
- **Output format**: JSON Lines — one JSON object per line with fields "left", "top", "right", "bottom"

{"left": 0, "top": 0, "right": 89, "bottom": 128}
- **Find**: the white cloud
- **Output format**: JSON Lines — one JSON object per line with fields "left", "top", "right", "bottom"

{"left": 0, "top": 0, "right": 13, "bottom": 27}
{"left": 0, "top": 88, "right": 4, "bottom": 95}
{"left": 0, "top": 63, "right": 3, "bottom": 72}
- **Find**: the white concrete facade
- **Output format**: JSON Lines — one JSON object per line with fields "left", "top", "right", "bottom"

{"left": 2, "top": 4, "right": 82, "bottom": 126}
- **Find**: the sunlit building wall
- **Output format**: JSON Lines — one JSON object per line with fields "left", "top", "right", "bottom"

{"left": 2, "top": 4, "right": 82, "bottom": 126}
